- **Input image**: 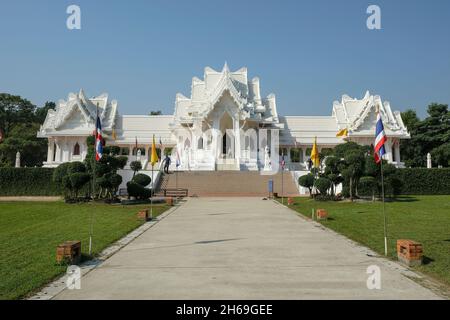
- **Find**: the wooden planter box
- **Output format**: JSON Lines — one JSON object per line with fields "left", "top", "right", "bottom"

{"left": 166, "top": 197, "right": 174, "bottom": 206}
{"left": 316, "top": 209, "right": 328, "bottom": 220}
{"left": 56, "top": 241, "right": 81, "bottom": 265}
{"left": 287, "top": 197, "right": 294, "bottom": 205}
{"left": 397, "top": 239, "right": 423, "bottom": 266}
{"left": 137, "top": 209, "right": 150, "bottom": 221}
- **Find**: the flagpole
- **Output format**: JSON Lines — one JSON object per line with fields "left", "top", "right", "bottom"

{"left": 380, "top": 157, "right": 388, "bottom": 256}
{"left": 151, "top": 164, "right": 154, "bottom": 220}
{"left": 281, "top": 152, "right": 284, "bottom": 205}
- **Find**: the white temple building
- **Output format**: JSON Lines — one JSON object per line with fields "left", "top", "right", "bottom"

{"left": 38, "top": 64, "right": 410, "bottom": 179}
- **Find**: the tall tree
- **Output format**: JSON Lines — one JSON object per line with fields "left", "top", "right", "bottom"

{"left": 0, "top": 94, "right": 55, "bottom": 167}
{"left": 0, "top": 94, "right": 36, "bottom": 136}
{"left": 400, "top": 103, "right": 450, "bottom": 167}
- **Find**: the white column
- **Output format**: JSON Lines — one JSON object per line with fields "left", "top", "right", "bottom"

{"left": 395, "top": 140, "right": 401, "bottom": 163}
{"left": 234, "top": 118, "right": 241, "bottom": 167}
{"left": 385, "top": 140, "right": 393, "bottom": 162}
{"left": 55, "top": 139, "right": 62, "bottom": 162}
{"left": 47, "top": 138, "right": 54, "bottom": 163}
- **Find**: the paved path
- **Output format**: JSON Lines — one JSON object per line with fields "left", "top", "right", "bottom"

{"left": 55, "top": 198, "right": 441, "bottom": 299}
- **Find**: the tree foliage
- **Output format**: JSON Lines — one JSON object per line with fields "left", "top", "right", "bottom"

{"left": 127, "top": 173, "right": 152, "bottom": 200}
{"left": 0, "top": 94, "right": 55, "bottom": 167}
{"left": 298, "top": 174, "right": 315, "bottom": 197}
{"left": 400, "top": 103, "right": 450, "bottom": 167}
{"left": 84, "top": 138, "right": 127, "bottom": 200}
{"left": 52, "top": 161, "right": 90, "bottom": 200}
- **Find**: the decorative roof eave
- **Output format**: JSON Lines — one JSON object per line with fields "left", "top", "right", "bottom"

{"left": 203, "top": 73, "right": 245, "bottom": 118}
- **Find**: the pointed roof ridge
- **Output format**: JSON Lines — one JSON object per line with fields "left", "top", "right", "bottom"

{"left": 222, "top": 61, "right": 229, "bottom": 73}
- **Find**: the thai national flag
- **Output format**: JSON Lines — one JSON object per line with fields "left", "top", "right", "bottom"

{"left": 95, "top": 116, "right": 103, "bottom": 161}
{"left": 280, "top": 153, "right": 286, "bottom": 170}
{"left": 374, "top": 112, "right": 387, "bottom": 164}
{"left": 176, "top": 149, "right": 181, "bottom": 167}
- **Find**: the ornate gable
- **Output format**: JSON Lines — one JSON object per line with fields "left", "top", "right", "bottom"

{"left": 173, "top": 63, "right": 279, "bottom": 125}
{"left": 38, "top": 90, "right": 118, "bottom": 137}
{"left": 332, "top": 91, "right": 409, "bottom": 136}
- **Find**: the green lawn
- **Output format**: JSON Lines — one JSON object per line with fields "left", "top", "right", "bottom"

{"left": 279, "top": 195, "right": 450, "bottom": 287}
{"left": 0, "top": 201, "right": 170, "bottom": 300}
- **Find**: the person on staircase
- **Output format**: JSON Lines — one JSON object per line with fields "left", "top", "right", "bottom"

{"left": 163, "top": 154, "right": 171, "bottom": 174}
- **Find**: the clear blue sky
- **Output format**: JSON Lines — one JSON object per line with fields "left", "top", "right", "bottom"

{"left": 1, "top": 0, "right": 449, "bottom": 118}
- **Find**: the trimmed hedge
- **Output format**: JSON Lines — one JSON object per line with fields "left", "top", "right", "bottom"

{"left": 395, "top": 168, "right": 450, "bottom": 195}
{"left": 0, "top": 168, "right": 61, "bottom": 196}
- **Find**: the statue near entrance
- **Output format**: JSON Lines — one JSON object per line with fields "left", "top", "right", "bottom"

{"left": 15, "top": 151, "right": 21, "bottom": 168}
{"left": 263, "top": 145, "right": 271, "bottom": 171}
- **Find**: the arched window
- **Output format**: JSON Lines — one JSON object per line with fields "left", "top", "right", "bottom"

{"left": 198, "top": 137, "right": 203, "bottom": 150}
{"left": 132, "top": 147, "right": 146, "bottom": 156}
{"left": 290, "top": 148, "right": 303, "bottom": 163}
{"left": 120, "top": 147, "right": 130, "bottom": 156}
{"left": 156, "top": 148, "right": 162, "bottom": 160}
{"left": 73, "top": 143, "right": 80, "bottom": 156}
{"left": 53, "top": 142, "right": 57, "bottom": 162}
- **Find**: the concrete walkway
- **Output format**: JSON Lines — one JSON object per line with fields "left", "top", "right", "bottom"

{"left": 55, "top": 198, "right": 441, "bottom": 299}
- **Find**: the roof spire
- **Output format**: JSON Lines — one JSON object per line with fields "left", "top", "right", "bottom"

{"left": 222, "top": 61, "right": 229, "bottom": 73}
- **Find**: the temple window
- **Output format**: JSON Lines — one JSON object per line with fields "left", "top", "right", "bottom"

{"left": 279, "top": 148, "right": 288, "bottom": 156}
{"left": 305, "top": 148, "right": 312, "bottom": 157}
{"left": 132, "top": 147, "right": 146, "bottom": 156}
{"left": 198, "top": 137, "right": 204, "bottom": 150}
{"left": 73, "top": 143, "right": 80, "bottom": 156}
{"left": 120, "top": 147, "right": 130, "bottom": 155}
{"left": 321, "top": 148, "right": 333, "bottom": 156}
{"left": 53, "top": 142, "right": 57, "bottom": 162}
{"left": 290, "top": 148, "right": 302, "bottom": 163}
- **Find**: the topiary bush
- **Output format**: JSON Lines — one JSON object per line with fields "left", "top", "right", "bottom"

{"left": 130, "top": 161, "right": 142, "bottom": 176}
{"left": 132, "top": 173, "right": 151, "bottom": 187}
{"left": 358, "top": 176, "right": 377, "bottom": 200}
{"left": 315, "top": 177, "right": 331, "bottom": 195}
{"left": 298, "top": 174, "right": 315, "bottom": 197}
{"left": 52, "top": 162, "right": 91, "bottom": 200}
{"left": 126, "top": 173, "right": 152, "bottom": 200}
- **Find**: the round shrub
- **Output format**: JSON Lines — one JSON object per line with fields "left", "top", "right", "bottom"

{"left": 358, "top": 176, "right": 377, "bottom": 198}
{"left": 69, "top": 161, "right": 86, "bottom": 174}
{"left": 315, "top": 177, "right": 331, "bottom": 195}
{"left": 126, "top": 181, "right": 151, "bottom": 200}
{"left": 299, "top": 173, "right": 315, "bottom": 197}
{"left": 130, "top": 161, "right": 142, "bottom": 173}
{"left": 299, "top": 174, "right": 314, "bottom": 189}
{"left": 133, "top": 173, "right": 151, "bottom": 187}
{"left": 69, "top": 172, "right": 91, "bottom": 194}
{"left": 109, "top": 173, "right": 123, "bottom": 190}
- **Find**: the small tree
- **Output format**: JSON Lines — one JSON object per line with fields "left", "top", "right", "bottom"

{"left": 339, "top": 150, "right": 366, "bottom": 201}
{"left": 127, "top": 173, "right": 151, "bottom": 200}
{"left": 53, "top": 161, "right": 90, "bottom": 200}
{"left": 358, "top": 176, "right": 377, "bottom": 201}
{"left": 315, "top": 177, "right": 331, "bottom": 195}
{"left": 299, "top": 174, "right": 315, "bottom": 198}
{"left": 69, "top": 172, "right": 91, "bottom": 199}
{"left": 324, "top": 156, "right": 342, "bottom": 196}
{"left": 130, "top": 161, "right": 142, "bottom": 177}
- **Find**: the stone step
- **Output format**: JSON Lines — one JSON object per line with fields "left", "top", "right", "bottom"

{"left": 162, "top": 171, "right": 300, "bottom": 197}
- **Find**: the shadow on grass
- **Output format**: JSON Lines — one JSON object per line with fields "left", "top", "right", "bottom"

{"left": 389, "top": 196, "right": 419, "bottom": 203}
{"left": 422, "top": 256, "right": 434, "bottom": 265}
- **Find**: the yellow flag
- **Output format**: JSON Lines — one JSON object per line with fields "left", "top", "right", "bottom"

{"left": 150, "top": 135, "right": 159, "bottom": 166}
{"left": 310, "top": 137, "right": 320, "bottom": 168}
{"left": 112, "top": 128, "right": 117, "bottom": 140}
{"left": 336, "top": 128, "right": 348, "bottom": 137}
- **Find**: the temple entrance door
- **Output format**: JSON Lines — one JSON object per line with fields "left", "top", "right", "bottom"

{"left": 222, "top": 133, "right": 227, "bottom": 156}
